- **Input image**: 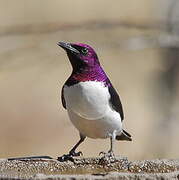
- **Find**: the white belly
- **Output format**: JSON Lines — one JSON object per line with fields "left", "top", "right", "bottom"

{"left": 64, "top": 81, "right": 122, "bottom": 138}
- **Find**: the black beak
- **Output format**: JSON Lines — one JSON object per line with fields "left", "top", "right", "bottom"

{"left": 57, "top": 42, "right": 80, "bottom": 54}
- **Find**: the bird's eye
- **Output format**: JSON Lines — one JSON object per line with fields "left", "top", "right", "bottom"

{"left": 81, "top": 48, "right": 88, "bottom": 55}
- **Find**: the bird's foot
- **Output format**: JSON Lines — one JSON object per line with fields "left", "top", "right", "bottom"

{"left": 57, "top": 151, "right": 83, "bottom": 162}
{"left": 99, "top": 150, "right": 116, "bottom": 164}
{"left": 69, "top": 150, "right": 83, "bottom": 157}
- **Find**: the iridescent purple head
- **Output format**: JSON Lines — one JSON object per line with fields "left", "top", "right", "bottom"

{"left": 58, "top": 42, "right": 100, "bottom": 72}
{"left": 58, "top": 42, "right": 109, "bottom": 85}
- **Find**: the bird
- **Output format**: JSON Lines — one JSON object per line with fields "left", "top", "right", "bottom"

{"left": 57, "top": 42, "right": 132, "bottom": 162}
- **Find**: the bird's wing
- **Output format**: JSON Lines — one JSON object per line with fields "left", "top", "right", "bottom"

{"left": 108, "top": 84, "right": 124, "bottom": 121}
{"left": 116, "top": 129, "right": 132, "bottom": 141}
{"left": 61, "top": 86, "right": 66, "bottom": 109}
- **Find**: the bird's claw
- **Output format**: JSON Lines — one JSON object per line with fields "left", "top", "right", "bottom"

{"left": 69, "top": 150, "right": 83, "bottom": 157}
{"left": 99, "top": 151, "right": 115, "bottom": 158}
{"left": 57, "top": 154, "right": 74, "bottom": 162}
{"left": 99, "top": 151, "right": 106, "bottom": 156}
{"left": 99, "top": 150, "right": 116, "bottom": 164}
{"left": 57, "top": 151, "right": 83, "bottom": 162}
{"left": 107, "top": 150, "right": 115, "bottom": 159}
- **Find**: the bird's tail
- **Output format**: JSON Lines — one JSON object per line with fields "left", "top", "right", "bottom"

{"left": 116, "top": 129, "right": 132, "bottom": 141}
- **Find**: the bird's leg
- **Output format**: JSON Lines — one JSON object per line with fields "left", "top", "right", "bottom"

{"left": 107, "top": 135, "right": 115, "bottom": 158}
{"left": 99, "top": 131, "right": 116, "bottom": 161}
{"left": 68, "top": 136, "right": 85, "bottom": 157}
{"left": 58, "top": 135, "right": 86, "bottom": 162}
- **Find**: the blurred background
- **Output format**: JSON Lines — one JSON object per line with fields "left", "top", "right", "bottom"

{"left": 0, "top": 0, "right": 179, "bottom": 160}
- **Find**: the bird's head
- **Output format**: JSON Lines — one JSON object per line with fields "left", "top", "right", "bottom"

{"left": 58, "top": 42, "right": 100, "bottom": 72}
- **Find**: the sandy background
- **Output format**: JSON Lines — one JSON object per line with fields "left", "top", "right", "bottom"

{"left": 0, "top": 0, "right": 179, "bottom": 160}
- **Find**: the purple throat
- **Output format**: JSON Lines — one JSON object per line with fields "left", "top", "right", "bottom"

{"left": 69, "top": 66, "right": 110, "bottom": 86}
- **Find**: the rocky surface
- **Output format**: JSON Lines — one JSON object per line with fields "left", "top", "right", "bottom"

{"left": 0, "top": 156, "right": 179, "bottom": 179}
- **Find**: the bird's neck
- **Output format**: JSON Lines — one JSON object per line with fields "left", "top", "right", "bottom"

{"left": 66, "top": 66, "right": 109, "bottom": 86}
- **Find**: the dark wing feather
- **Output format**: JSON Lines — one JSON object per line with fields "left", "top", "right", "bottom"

{"left": 116, "top": 129, "right": 132, "bottom": 141}
{"left": 108, "top": 84, "right": 124, "bottom": 121}
{"left": 61, "top": 86, "right": 66, "bottom": 109}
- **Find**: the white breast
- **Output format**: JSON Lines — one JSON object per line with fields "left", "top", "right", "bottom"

{"left": 64, "top": 81, "right": 110, "bottom": 120}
